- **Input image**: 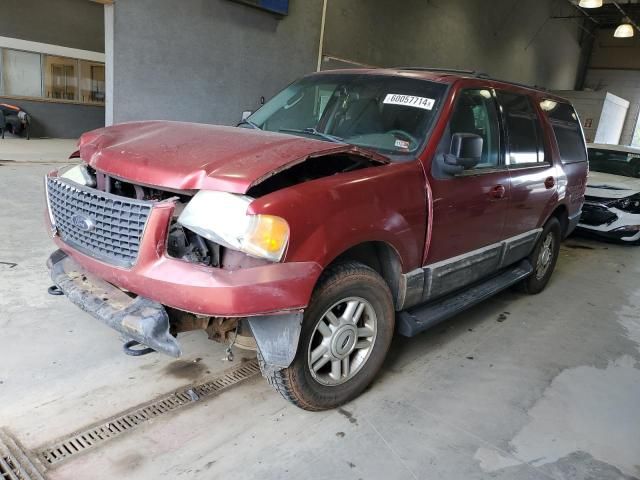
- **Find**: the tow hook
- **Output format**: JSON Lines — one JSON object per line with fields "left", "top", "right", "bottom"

{"left": 123, "top": 340, "right": 156, "bottom": 356}
{"left": 48, "top": 285, "right": 64, "bottom": 296}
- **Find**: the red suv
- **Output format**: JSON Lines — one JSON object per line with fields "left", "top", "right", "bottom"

{"left": 45, "top": 69, "right": 587, "bottom": 410}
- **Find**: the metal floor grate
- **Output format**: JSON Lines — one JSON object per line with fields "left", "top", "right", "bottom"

{"left": 39, "top": 359, "right": 260, "bottom": 467}
{"left": 0, "top": 456, "right": 21, "bottom": 480}
{"left": 0, "top": 431, "right": 45, "bottom": 480}
{"left": 0, "top": 456, "right": 29, "bottom": 480}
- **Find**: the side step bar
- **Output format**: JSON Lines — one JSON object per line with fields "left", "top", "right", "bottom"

{"left": 397, "top": 260, "right": 533, "bottom": 337}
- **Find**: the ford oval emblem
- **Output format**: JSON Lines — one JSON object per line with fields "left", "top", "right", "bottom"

{"left": 71, "top": 213, "right": 96, "bottom": 232}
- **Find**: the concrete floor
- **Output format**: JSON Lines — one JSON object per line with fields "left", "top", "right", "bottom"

{"left": 0, "top": 138, "right": 77, "bottom": 163}
{"left": 1, "top": 159, "right": 639, "bottom": 480}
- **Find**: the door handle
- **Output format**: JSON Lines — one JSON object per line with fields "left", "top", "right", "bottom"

{"left": 489, "top": 184, "right": 506, "bottom": 199}
{"left": 544, "top": 176, "right": 555, "bottom": 189}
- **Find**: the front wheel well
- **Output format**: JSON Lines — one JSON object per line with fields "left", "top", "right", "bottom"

{"left": 327, "top": 241, "right": 403, "bottom": 306}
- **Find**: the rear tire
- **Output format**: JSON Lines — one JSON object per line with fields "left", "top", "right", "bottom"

{"left": 261, "top": 261, "right": 394, "bottom": 411}
{"left": 521, "top": 217, "right": 561, "bottom": 294}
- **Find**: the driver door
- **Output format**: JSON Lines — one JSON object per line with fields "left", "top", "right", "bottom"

{"left": 425, "top": 87, "right": 510, "bottom": 299}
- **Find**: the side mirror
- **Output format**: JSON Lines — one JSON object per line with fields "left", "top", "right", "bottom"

{"left": 443, "top": 133, "right": 483, "bottom": 173}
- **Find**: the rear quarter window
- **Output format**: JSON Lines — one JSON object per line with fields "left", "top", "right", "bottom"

{"left": 541, "top": 101, "right": 587, "bottom": 164}
{"left": 497, "top": 91, "right": 547, "bottom": 166}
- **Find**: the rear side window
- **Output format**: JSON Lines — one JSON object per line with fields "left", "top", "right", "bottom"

{"left": 541, "top": 101, "right": 587, "bottom": 164}
{"left": 497, "top": 92, "right": 546, "bottom": 166}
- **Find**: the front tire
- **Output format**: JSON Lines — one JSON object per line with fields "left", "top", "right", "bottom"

{"left": 521, "top": 217, "right": 561, "bottom": 294}
{"left": 262, "top": 261, "right": 394, "bottom": 411}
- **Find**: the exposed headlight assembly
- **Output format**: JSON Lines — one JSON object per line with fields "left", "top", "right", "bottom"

{"left": 612, "top": 194, "right": 640, "bottom": 214}
{"left": 178, "top": 191, "right": 290, "bottom": 262}
{"left": 59, "top": 164, "right": 96, "bottom": 187}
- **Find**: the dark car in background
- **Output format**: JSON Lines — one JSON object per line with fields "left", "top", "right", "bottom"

{"left": 0, "top": 103, "right": 30, "bottom": 139}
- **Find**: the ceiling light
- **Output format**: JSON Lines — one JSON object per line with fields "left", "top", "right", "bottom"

{"left": 578, "top": 0, "right": 602, "bottom": 8}
{"left": 614, "top": 22, "right": 635, "bottom": 38}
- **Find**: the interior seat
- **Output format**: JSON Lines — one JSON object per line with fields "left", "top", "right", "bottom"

{"left": 332, "top": 98, "right": 384, "bottom": 138}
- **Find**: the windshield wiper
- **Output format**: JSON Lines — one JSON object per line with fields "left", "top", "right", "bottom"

{"left": 279, "top": 128, "right": 343, "bottom": 144}
{"left": 238, "top": 119, "right": 260, "bottom": 130}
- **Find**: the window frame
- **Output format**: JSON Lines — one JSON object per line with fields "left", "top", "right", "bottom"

{"left": 497, "top": 90, "right": 550, "bottom": 169}
{"left": 542, "top": 100, "right": 587, "bottom": 165}
{"left": 0, "top": 48, "right": 43, "bottom": 98}
{"left": 449, "top": 87, "right": 508, "bottom": 177}
{"left": 0, "top": 47, "right": 105, "bottom": 106}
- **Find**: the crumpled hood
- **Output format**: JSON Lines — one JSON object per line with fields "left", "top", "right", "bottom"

{"left": 78, "top": 121, "right": 388, "bottom": 193}
{"left": 586, "top": 171, "right": 640, "bottom": 200}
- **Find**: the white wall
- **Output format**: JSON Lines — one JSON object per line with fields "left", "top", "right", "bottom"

{"left": 104, "top": 4, "right": 113, "bottom": 126}
{"left": 595, "top": 93, "right": 630, "bottom": 145}
{"left": 555, "top": 90, "right": 605, "bottom": 144}
{"left": 557, "top": 89, "right": 632, "bottom": 145}
{"left": 584, "top": 69, "right": 640, "bottom": 146}
{"left": 584, "top": 29, "right": 640, "bottom": 147}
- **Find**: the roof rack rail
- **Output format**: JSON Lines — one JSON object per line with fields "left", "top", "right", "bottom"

{"left": 489, "top": 77, "right": 548, "bottom": 92}
{"left": 395, "top": 67, "right": 547, "bottom": 92}
{"left": 396, "top": 67, "right": 490, "bottom": 77}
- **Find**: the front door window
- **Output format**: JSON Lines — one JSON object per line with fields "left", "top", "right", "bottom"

{"left": 449, "top": 89, "right": 501, "bottom": 170}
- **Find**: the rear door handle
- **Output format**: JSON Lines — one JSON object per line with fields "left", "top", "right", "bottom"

{"left": 544, "top": 176, "right": 555, "bottom": 189}
{"left": 489, "top": 184, "right": 506, "bottom": 199}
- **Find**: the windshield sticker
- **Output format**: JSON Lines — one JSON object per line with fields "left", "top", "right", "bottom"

{"left": 394, "top": 139, "right": 411, "bottom": 150}
{"left": 384, "top": 94, "right": 435, "bottom": 110}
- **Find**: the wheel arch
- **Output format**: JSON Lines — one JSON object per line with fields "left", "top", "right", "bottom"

{"left": 548, "top": 204, "right": 569, "bottom": 238}
{"left": 325, "top": 241, "right": 404, "bottom": 307}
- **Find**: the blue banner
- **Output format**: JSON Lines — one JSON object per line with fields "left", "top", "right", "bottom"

{"left": 231, "top": 0, "right": 289, "bottom": 15}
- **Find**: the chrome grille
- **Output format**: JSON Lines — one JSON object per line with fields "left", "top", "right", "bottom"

{"left": 46, "top": 177, "right": 153, "bottom": 267}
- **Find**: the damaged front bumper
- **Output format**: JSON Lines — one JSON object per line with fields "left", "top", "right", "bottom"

{"left": 48, "top": 250, "right": 181, "bottom": 357}
{"left": 48, "top": 249, "right": 306, "bottom": 368}
{"left": 577, "top": 207, "right": 640, "bottom": 243}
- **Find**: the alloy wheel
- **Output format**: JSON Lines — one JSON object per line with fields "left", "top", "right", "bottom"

{"left": 307, "top": 297, "right": 378, "bottom": 386}
{"left": 535, "top": 233, "right": 554, "bottom": 280}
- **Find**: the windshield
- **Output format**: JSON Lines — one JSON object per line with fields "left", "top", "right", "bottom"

{"left": 588, "top": 148, "right": 640, "bottom": 178}
{"left": 247, "top": 73, "right": 447, "bottom": 156}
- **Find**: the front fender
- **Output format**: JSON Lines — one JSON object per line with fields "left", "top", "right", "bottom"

{"left": 248, "top": 161, "right": 428, "bottom": 271}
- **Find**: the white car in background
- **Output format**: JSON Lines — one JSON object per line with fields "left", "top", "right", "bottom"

{"left": 578, "top": 143, "right": 640, "bottom": 244}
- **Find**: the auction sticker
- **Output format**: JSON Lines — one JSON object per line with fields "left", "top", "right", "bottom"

{"left": 394, "top": 139, "right": 410, "bottom": 150}
{"left": 384, "top": 93, "right": 435, "bottom": 110}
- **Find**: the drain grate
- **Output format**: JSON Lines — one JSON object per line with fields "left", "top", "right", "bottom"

{"left": 0, "top": 430, "right": 45, "bottom": 480}
{"left": 39, "top": 359, "right": 260, "bottom": 467}
{"left": 0, "top": 456, "right": 21, "bottom": 480}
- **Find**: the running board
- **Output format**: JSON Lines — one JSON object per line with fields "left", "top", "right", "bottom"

{"left": 397, "top": 260, "right": 533, "bottom": 337}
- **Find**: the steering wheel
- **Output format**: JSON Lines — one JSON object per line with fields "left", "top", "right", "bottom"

{"left": 388, "top": 129, "right": 418, "bottom": 147}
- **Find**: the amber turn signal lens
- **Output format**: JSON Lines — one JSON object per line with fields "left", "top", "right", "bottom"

{"left": 244, "top": 215, "right": 290, "bottom": 260}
